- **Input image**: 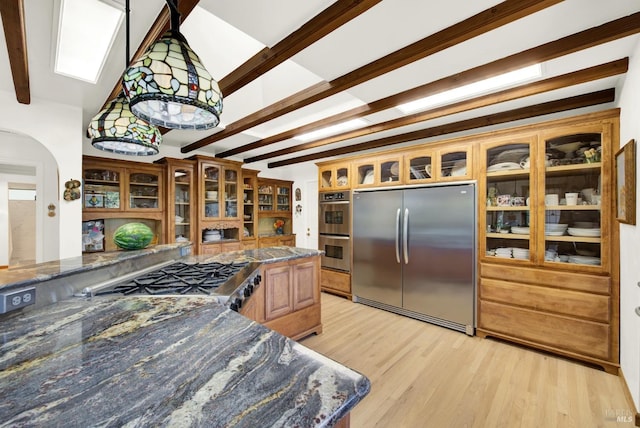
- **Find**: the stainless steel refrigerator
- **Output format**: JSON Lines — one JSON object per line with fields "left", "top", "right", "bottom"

{"left": 352, "top": 183, "right": 476, "bottom": 334}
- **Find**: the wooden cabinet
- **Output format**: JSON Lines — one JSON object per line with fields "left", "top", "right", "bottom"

{"left": 435, "top": 143, "right": 473, "bottom": 181}
{"left": 318, "top": 161, "right": 351, "bottom": 191}
{"left": 320, "top": 268, "right": 351, "bottom": 299}
{"left": 189, "top": 155, "right": 243, "bottom": 255}
{"left": 260, "top": 256, "right": 322, "bottom": 340}
{"left": 83, "top": 156, "right": 164, "bottom": 220}
{"left": 404, "top": 148, "right": 435, "bottom": 185}
{"left": 352, "top": 154, "right": 403, "bottom": 188}
{"left": 82, "top": 156, "right": 165, "bottom": 251}
{"left": 241, "top": 169, "right": 259, "bottom": 248}
{"left": 157, "top": 157, "right": 196, "bottom": 244}
{"left": 258, "top": 234, "right": 296, "bottom": 248}
{"left": 257, "top": 178, "right": 292, "bottom": 214}
{"left": 477, "top": 111, "right": 619, "bottom": 373}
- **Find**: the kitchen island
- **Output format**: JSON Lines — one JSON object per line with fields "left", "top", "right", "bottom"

{"left": 0, "top": 245, "right": 369, "bottom": 427}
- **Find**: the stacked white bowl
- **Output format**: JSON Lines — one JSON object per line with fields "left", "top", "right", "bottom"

{"left": 545, "top": 223, "right": 568, "bottom": 236}
{"left": 203, "top": 229, "right": 221, "bottom": 241}
{"left": 512, "top": 248, "right": 530, "bottom": 260}
{"left": 495, "top": 247, "right": 513, "bottom": 258}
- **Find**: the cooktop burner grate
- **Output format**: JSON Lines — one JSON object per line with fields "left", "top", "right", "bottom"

{"left": 94, "top": 261, "right": 249, "bottom": 296}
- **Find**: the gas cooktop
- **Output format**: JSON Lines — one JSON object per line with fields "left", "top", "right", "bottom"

{"left": 79, "top": 261, "right": 262, "bottom": 310}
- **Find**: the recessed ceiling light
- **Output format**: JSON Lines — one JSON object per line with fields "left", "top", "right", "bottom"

{"left": 295, "top": 118, "right": 369, "bottom": 142}
{"left": 54, "top": 0, "right": 124, "bottom": 83}
{"left": 397, "top": 64, "right": 543, "bottom": 114}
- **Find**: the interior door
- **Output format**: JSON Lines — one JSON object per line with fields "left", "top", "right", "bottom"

{"left": 352, "top": 190, "right": 403, "bottom": 307}
{"left": 402, "top": 184, "right": 475, "bottom": 326}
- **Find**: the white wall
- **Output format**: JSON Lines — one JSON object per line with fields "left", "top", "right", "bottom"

{"left": 0, "top": 89, "right": 83, "bottom": 260}
{"left": 616, "top": 40, "right": 640, "bottom": 410}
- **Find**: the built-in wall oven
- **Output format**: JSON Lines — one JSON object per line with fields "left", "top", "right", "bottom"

{"left": 319, "top": 191, "right": 351, "bottom": 272}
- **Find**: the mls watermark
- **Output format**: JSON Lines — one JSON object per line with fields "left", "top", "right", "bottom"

{"left": 604, "top": 408, "right": 634, "bottom": 423}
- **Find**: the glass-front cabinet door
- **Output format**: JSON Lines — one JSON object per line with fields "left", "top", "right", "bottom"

{"left": 128, "top": 170, "right": 161, "bottom": 210}
{"left": 353, "top": 160, "right": 375, "bottom": 187}
{"left": 276, "top": 185, "right": 290, "bottom": 212}
{"left": 224, "top": 168, "right": 239, "bottom": 218}
{"left": 482, "top": 137, "right": 535, "bottom": 263}
{"left": 203, "top": 165, "right": 220, "bottom": 218}
{"left": 437, "top": 144, "right": 472, "bottom": 181}
{"left": 170, "top": 165, "right": 193, "bottom": 243}
{"left": 541, "top": 128, "right": 606, "bottom": 270}
{"left": 405, "top": 149, "right": 434, "bottom": 184}
{"left": 318, "top": 163, "right": 350, "bottom": 190}
{"left": 83, "top": 166, "right": 123, "bottom": 210}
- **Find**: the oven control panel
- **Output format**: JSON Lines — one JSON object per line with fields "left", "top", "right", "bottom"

{"left": 320, "top": 191, "right": 350, "bottom": 202}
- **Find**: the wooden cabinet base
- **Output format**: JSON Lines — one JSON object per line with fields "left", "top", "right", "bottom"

{"left": 334, "top": 413, "right": 350, "bottom": 428}
{"left": 476, "top": 327, "right": 619, "bottom": 375}
{"left": 321, "top": 268, "right": 351, "bottom": 299}
{"left": 264, "top": 304, "right": 322, "bottom": 341}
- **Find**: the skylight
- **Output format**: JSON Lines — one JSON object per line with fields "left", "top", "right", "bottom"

{"left": 295, "top": 119, "right": 369, "bottom": 142}
{"left": 54, "top": 0, "right": 124, "bottom": 83}
{"left": 397, "top": 64, "right": 542, "bottom": 114}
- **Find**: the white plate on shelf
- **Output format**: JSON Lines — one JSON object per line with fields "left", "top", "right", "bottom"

{"left": 362, "top": 170, "right": 374, "bottom": 185}
{"left": 487, "top": 162, "right": 521, "bottom": 172}
{"left": 567, "top": 228, "right": 601, "bottom": 237}
{"left": 510, "top": 227, "right": 530, "bottom": 235}
{"left": 545, "top": 231, "right": 566, "bottom": 236}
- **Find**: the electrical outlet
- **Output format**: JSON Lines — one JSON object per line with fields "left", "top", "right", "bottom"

{"left": 0, "top": 287, "right": 36, "bottom": 314}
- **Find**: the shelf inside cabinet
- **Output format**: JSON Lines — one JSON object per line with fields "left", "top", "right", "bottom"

{"left": 487, "top": 206, "right": 530, "bottom": 211}
{"left": 487, "top": 232, "right": 529, "bottom": 240}
{"left": 545, "top": 162, "right": 601, "bottom": 176}
{"left": 545, "top": 205, "right": 600, "bottom": 210}
{"left": 486, "top": 169, "right": 529, "bottom": 178}
{"left": 545, "top": 235, "right": 601, "bottom": 243}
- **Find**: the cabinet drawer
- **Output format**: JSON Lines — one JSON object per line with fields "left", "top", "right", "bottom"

{"left": 480, "top": 263, "right": 610, "bottom": 294}
{"left": 480, "top": 278, "right": 610, "bottom": 322}
{"left": 321, "top": 269, "right": 351, "bottom": 294}
{"left": 479, "top": 300, "right": 610, "bottom": 360}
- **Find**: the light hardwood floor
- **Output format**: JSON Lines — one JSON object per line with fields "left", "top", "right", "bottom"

{"left": 300, "top": 293, "right": 634, "bottom": 428}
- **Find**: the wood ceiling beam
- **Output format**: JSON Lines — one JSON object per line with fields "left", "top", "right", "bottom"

{"left": 181, "top": 0, "right": 562, "bottom": 153}
{"left": 102, "top": 0, "right": 200, "bottom": 107}
{"left": 218, "top": 0, "right": 382, "bottom": 97}
{"left": 265, "top": 88, "right": 615, "bottom": 168}
{"left": 244, "top": 58, "right": 627, "bottom": 162}
{"left": 221, "top": 7, "right": 640, "bottom": 159}
{"left": 0, "top": 0, "right": 30, "bottom": 104}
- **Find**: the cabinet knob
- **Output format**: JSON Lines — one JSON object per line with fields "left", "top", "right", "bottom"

{"left": 635, "top": 307, "right": 640, "bottom": 317}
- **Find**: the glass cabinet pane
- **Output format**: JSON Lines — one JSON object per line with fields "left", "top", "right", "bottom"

{"left": 258, "top": 183, "right": 273, "bottom": 212}
{"left": 276, "top": 186, "right": 290, "bottom": 211}
{"left": 83, "top": 168, "right": 120, "bottom": 209}
{"left": 204, "top": 166, "right": 220, "bottom": 218}
{"left": 379, "top": 160, "right": 400, "bottom": 183}
{"left": 407, "top": 155, "right": 432, "bottom": 181}
{"left": 321, "top": 169, "right": 332, "bottom": 189}
{"left": 544, "top": 133, "right": 602, "bottom": 266}
{"left": 174, "top": 168, "right": 191, "bottom": 242}
{"left": 336, "top": 167, "right": 349, "bottom": 188}
{"left": 224, "top": 168, "right": 238, "bottom": 218}
{"left": 485, "top": 143, "right": 531, "bottom": 260}
{"left": 129, "top": 172, "right": 159, "bottom": 209}
{"left": 243, "top": 177, "right": 255, "bottom": 238}
{"left": 356, "top": 163, "right": 374, "bottom": 186}
{"left": 441, "top": 151, "right": 467, "bottom": 178}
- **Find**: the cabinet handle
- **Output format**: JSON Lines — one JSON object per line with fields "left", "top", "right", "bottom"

{"left": 395, "top": 208, "right": 401, "bottom": 264}
{"left": 403, "top": 208, "right": 409, "bottom": 265}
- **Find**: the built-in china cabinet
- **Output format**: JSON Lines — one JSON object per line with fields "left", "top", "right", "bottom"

{"left": 316, "top": 109, "right": 620, "bottom": 373}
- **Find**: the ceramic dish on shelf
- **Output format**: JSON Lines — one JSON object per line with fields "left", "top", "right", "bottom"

{"left": 174, "top": 215, "right": 184, "bottom": 224}
{"left": 567, "top": 227, "right": 601, "bottom": 237}
{"left": 362, "top": 170, "right": 374, "bottom": 185}
{"left": 450, "top": 160, "right": 467, "bottom": 176}
{"left": 510, "top": 226, "right": 530, "bottom": 235}
{"left": 491, "top": 148, "right": 529, "bottom": 164}
{"left": 337, "top": 175, "right": 348, "bottom": 186}
{"left": 487, "top": 162, "right": 521, "bottom": 172}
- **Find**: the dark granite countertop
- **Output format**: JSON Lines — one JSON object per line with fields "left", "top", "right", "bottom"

{"left": 0, "top": 295, "right": 369, "bottom": 427}
{"left": 0, "top": 243, "right": 192, "bottom": 290}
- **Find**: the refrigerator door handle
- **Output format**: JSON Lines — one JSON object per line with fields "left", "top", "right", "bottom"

{"left": 395, "top": 208, "right": 401, "bottom": 264}
{"left": 403, "top": 208, "right": 409, "bottom": 264}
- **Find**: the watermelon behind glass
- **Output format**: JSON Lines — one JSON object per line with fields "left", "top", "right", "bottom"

{"left": 113, "top": 222, "right": 154, "bottom": 250}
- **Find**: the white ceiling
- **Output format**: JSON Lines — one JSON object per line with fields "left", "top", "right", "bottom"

{"left": 1, "top": 0, "right": 639, "bottom": 170}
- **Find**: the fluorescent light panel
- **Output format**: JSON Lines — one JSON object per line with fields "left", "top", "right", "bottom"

{"left": 55, "top": 0, "right": 124, "bottom": 83}
{"left": 397, "top": 64, "right": 542, "bottom": 114}
{"left": 295, "top": 119, "right": 369, "bottom": 142}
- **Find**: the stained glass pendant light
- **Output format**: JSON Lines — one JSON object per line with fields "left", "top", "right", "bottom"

{"left": 122, "top": 0, "right": 222, "bottom": 130}
{"left": 87, "top": 94, "right": 161, "bottom": 155}
{"left": 87, "top": 0, "right": 162, "bottom": 156}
